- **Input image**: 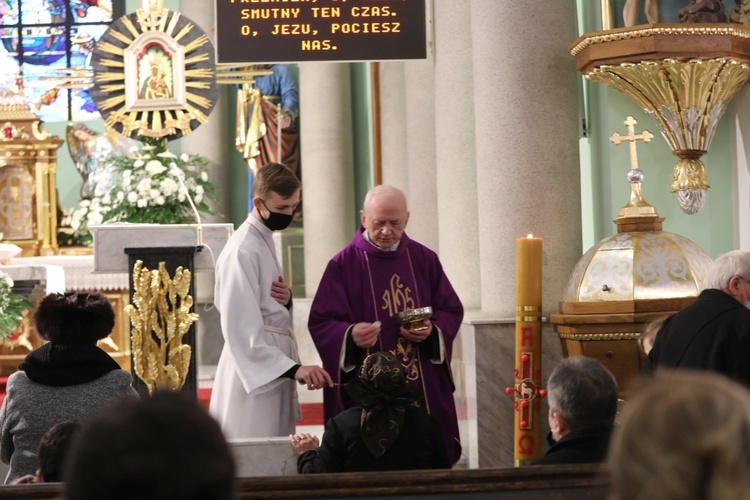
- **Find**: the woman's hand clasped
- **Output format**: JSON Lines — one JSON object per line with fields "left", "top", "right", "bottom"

{"left": 290, "top": 433, "right": 320, "bottom": 456}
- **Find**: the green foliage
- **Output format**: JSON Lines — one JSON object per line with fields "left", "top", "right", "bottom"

{"left": 0, "top": 272, "right": 34, "bottom": 337}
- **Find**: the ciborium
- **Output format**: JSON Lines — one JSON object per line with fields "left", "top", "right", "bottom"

{"left": 571, "top": 24, "right": 750, "bottom": 214}
{"left": 396, "top": 306, "right": 433, "bottom": 331}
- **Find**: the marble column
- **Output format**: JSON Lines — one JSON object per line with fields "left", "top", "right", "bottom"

{"left": 470, "top": 1, "right": 581, "bottom": 467}
{"left": 299, "top": 63, "right": 356, "bottom": 298}
{"left": 433, "top": 0, "right": 482, "bottom": 469}
{"left": 433, "top": 0, "right": 480, "bottom": 309}
{"left": 403, "top": 61, "right": 438, "bottom": 251}
{"left": 378, "top": 62, "right": 409, "bottom": 191}
{"left": 377, "top": 60, "right": 438, "bottom": 251}
{"left": 176, "top": 0, "right": 229, "bottom": 367}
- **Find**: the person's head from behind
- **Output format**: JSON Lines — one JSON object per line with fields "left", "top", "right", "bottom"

{"left": 639, "top": 315, "right": 669, "bottom": 356}
{"left": 252, "top": 162, "right": 300, "bottom": 231}
{"left": 34, "top": 292, "right": 114, "bottom": 344}
{"left": 38, "top": 419, "right": 81, "bottom": 483}
{"left": 64, "top": 390, "right": 236, "bottom": 500}
{"left": 546, "top": 356, "right": 618, "bottom": 442}
{"left": 702, "top": 249, "right": 750, "bottom": 305}
{"left": 344, "top": 352, "right": 420, "bottom": 457}
{"left": 609, "top": 370, "right": 750, "bottom": 500}
{"left": 360, "top": 185, "right": 410, "bottom": 249}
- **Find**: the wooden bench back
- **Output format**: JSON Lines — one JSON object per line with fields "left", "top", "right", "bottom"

{"left": 0, "top": 463, "right": 609, "bottom": 499}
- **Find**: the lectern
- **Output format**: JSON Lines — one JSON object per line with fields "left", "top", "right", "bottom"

{"left": 90, "top": 223, "right": 233, "bottom": 399}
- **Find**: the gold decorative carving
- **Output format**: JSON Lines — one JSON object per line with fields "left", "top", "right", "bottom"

{"left": 558, "top": 332, "right": 642, "bottom": 341}
{"left": 126, "top": 260, "right": 198, "bottom": 395}
{"left": 572, "top": 24, "right": 750, "bottom": 213}
{"left": 570, "top": 25, "right": 750, "bottom": 56}
{"left": 90, "top": 1, "right": 217, "bottom": 141}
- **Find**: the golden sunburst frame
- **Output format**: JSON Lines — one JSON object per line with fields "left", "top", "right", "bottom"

{"left": 89, "top": 0, "right": 217, "bottom": 141}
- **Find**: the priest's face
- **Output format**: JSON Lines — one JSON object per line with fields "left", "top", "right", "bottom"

{"left": 361, "top": 193, "right": 409, "bottom": 249}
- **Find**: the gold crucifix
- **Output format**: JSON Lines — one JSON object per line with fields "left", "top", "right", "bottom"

{"left": 609, "top": 116, "right": 658, "bottom": 219}
{"left": 610, "top": 115, "right": 654, "bottom": 171}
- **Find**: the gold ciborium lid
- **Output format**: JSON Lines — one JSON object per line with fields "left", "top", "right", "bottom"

{"left": 395, "top": 307, "right": 433, "bottom": 331}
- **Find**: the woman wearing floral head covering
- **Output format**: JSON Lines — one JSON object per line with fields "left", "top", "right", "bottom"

{"left": 290, "top": 352, "right": 450, "bottom": 473}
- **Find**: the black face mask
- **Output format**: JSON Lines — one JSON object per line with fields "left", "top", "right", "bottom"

{"left": 259, "top": 200, "right": 294, "bottom": 231}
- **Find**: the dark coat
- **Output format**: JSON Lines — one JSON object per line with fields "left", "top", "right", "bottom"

{"left": 643, "top": 289, "right": 750, "bottom": 387}
{"left": 533, "top": 425, "right": 613, "bottom": 466}
{"left": 297, "top": 406, "right": 451, "bottom": 473}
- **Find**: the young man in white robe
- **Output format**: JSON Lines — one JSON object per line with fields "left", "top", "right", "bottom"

{"left": 210, "top": 163, "right": 332, "bottom": 438}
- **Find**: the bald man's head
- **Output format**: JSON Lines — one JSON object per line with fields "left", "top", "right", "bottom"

{"left": 360, "top": 185, "right": 410, "bottom": 249}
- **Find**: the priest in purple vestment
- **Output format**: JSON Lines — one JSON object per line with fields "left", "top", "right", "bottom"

{"left": 308, "top": 185, "right": 464, "bottom": 465}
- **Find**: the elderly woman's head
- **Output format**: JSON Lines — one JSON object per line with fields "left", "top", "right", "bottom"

{"left": 34, "top": 292, "right": 115, "bottom": 344}
{"left": 609, "top": 370, "right": 750, "bottom": 500}
{"left": 345, "top": 352, "right": 420, "bottom": 458}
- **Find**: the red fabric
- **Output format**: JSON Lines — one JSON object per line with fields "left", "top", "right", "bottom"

{"left": 197, "top": 386, "right": 323, "bottom": 425}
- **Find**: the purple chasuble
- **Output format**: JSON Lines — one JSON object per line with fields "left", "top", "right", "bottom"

{"left": 309, "top": 228, "right": 464, "bottom": 464}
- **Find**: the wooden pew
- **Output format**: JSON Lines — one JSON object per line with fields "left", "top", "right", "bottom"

{"left": 0, "top": 463, "right": 608, "bottom": 499}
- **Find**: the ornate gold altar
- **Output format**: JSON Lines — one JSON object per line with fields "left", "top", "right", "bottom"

{"left": 550, "top": 115, "right": 712, "bottom": 395}
{"left": 550, "top": 215, "right": 711, "bottom": 393}
{"left": 0, "top": 93, "right": 63, "bottom": 256}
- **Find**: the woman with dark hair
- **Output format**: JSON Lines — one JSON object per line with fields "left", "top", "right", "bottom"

{"left": 0, "top": 292, "right": 138, "bottom": 483}
{"left": 290, "top": 352, "right": 451, "bottom": 473}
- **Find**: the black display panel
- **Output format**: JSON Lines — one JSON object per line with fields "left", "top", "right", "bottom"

{"left": 215, "top": 0, "right": 427, "bottom": 64}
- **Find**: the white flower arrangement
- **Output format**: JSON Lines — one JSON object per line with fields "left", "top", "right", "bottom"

{"left": 68, "top": 139, "right": 216, "bottom": 246}
{"left": 0, "top": 271, "right": 34, "bottom": 337}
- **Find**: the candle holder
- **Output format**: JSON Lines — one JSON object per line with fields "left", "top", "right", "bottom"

{"left": 395, "top": 306, "right": 433, "bottom": 331}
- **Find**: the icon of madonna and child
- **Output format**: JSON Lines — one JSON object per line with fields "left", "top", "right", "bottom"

{"left": 138, "top": 45, "right": 173, "bottom": 101}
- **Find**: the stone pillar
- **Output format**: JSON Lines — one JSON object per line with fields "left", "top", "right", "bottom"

{"left": 403, "top": 61, "right": 438, "bottom": 251}
{"left": 378, "top": 59, "right": 438, "bottom": 251}
{"left": 470, "top": 1, "right": 581, "bottom": 467}
{"left": 178, "top": 0, "right": 229, "bottom": 226}
{"left": 299, "top": 63, "right": 356, "bottom": 298}
{"left": 177, "top": 0, "right": 229, "bottom": 367}
{"left": 434, "top": 0, "right": 480, "bottom": 309}
{"left": 378, "top": 62, "right": 408, "bottom": 191}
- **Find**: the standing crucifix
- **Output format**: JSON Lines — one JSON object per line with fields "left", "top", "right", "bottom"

{"left": 609, "top": 116, "right": 658, "bottom": 218}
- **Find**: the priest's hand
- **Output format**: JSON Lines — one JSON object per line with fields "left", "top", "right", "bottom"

{"left": 271, "top": 276, "right": 291, "bottom": 306}
{"left": 295, "top": 365, "right": 334, "bottom": 390}
{"left": 352, "top": 322, "right": 381, "bottom": 348}
{"left": 290, "top": 433, "right": 320, "bottom": 456}
{"left": 400, "top": 320, "right": 433, "bottom": 343}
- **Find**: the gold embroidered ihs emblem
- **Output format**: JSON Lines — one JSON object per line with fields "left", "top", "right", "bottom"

{"left": 390, "top": 337, "right": 419, "bottom": 382}
{"left": 381, "top": 274, "right": 415, "bottom": 317}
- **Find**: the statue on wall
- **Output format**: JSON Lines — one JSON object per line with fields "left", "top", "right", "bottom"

{"left": 679, "top": 0, "right": 728, "bottom": 23}
{"left": 623, "top": 0, "right": 660, "bottom": 26}
{"left": 66, "top": 123, "right": 138, "bottom": 200}
{"left": 235, "top": 64, "right": 300, "bottom": 214}
{"left": 731, "top": 0, "right": 750, "bottom": 24}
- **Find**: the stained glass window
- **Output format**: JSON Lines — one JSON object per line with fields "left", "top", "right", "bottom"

{"left": 0, "top": 0, "right": 121, "bottom": 122}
